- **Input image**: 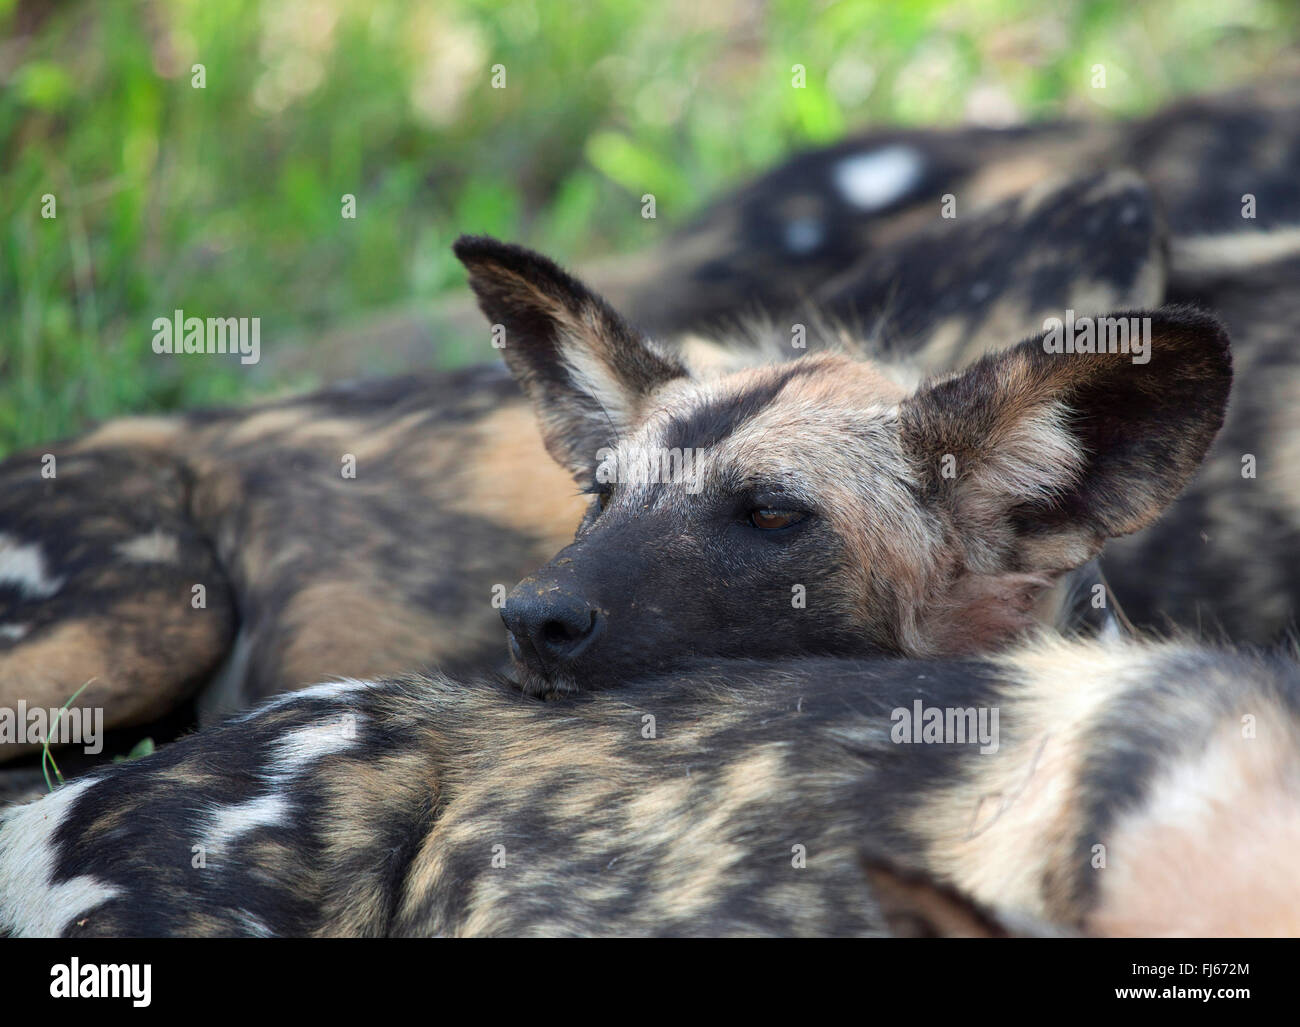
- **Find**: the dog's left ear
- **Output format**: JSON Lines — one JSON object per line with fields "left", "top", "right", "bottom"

{"left": 454, "top": 235, "right": 688, "bottom": 480}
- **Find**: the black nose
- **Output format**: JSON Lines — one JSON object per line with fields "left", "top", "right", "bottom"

{"left": 502, "top": 586, "right": 603, "bottom": 673}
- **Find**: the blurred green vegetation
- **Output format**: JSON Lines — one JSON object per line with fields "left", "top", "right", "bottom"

{"left": 2, "top": 0, "right": 1298, "bottom": 455}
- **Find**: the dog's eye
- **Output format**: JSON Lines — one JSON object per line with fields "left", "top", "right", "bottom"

{"left": 750, "top": 508, "right": 806, "bottom": 531}
{"left": 597, "top": 490, "right": 612, "bottom": 513}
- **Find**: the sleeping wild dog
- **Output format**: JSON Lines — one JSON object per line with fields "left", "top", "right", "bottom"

{"left": 0, "top": 170, "right": 1220, "bottom": 759}
{"left": 453, "top": 235, "right": 1231, "bottom": 694}
{"left": 1, "top": 631, "right": 1296, "bottom": 936}
{"left": 0, "top": 168, "right": 1165, "bottom": 741}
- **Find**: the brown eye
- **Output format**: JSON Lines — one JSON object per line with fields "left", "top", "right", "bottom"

{"left": 750, "top": 508, "right": 805, "bottom": 530}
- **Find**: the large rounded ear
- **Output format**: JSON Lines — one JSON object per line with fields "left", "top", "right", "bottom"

{"left": 900, "top": 306, "right": 1232, "bottom": 577}
{"left": 453, "top": 235, "right": 688, "bottom": 481}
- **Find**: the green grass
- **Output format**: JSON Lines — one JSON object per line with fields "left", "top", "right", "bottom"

{"left": 2, "top": 0, "right": 1297, "bottom": 456}
{"left": 40, "top": 677, "right": 92, "bottom": 791}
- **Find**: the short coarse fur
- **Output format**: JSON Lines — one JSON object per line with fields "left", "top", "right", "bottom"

{"left": 460, "top": 231, "right": 1230, "bottom": 693}
{"left": 2, "top": 633, "right": 1297, "bottom": 937}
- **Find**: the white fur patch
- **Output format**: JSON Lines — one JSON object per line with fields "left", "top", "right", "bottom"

{"left": 562, "top": 341, "right": 632, "bottom": 429}
{"left": 233, "top": 677, "right": 377, "bottom": 723}
{"left": 234, "top": 908, "right": 275, "bottom": 938}
{"left": 833, "top": 146, "right": 924, "bottom": 211}
{"left": 978, "top": 400, "right": 1082, "bottom": 506}
{"left": 271, "top": 718, "right": 365, "bottom": 774}
{"left": 1172, "top": 226, "right": 1300, "bottom": 274}
{"left": 199, "top": 793, "right": 290, "bottom": 859}
{"left": 0, "top": 534, "right": 66, "bottom": 600}
{"left": 0, "top": 777, "right": 123, "bottom": 936}
{"left": 1090, "top": 708, "right": 1300, "bottom": 936}
{"left": 114, "top": 530, "right": 180, "bottom": 564}
{"left": 198, "top": 703, "right": 366, "bottom": 867}
{"left": 0, "top": 623, "right": 28, "bottom": 641}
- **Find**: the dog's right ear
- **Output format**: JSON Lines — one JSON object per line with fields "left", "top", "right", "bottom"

{"left": 862, "top": 859, "right": 1014, "bottom": 938}
{"left": 454, "top": 235, "right": 688, "bottom": 480}
{"left": 900, "top": 307, "right": 1231, "bottom": 595}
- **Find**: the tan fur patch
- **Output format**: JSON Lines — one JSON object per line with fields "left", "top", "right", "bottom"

{"left": 965, "top": 150, "right": 1096, "bottom": 214}
{"left": 70, "top": 417, "right": 184, "bottom": 455}
{"left": 276, "top": 583, "right": 452, "bottom": 689}
{"left": 0, "top": 596, "right": 229, "bottom": 759}
{"left": 696, "top": 356, "right": 935, "bottom": 650}
{"left": 222, "top": 407, "right": 315, "bottom": 447}
{"left": 1087, "top": 708, "right": 1300, "bottom": 937}
{"left": 909, "top": 635, "right": 1169, "bottom": 919}
{"left": 443, "top": 403, "right": 587, "bottom": 545}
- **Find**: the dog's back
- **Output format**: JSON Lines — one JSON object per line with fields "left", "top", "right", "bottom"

{"left": 3, "top": 633, "right": 1297, "bottom": 937}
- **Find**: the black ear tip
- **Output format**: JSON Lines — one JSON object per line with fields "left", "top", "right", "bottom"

{"left": 451, "top": 233, "right": 544, "bottom": 273}
{"left": 452, "top": 233, "right": 510, "bottom": 266}
{"left": 451, "top": 234, "right": 582, "bottom": 298}
{"left": 1151, "top": 303, "right": 1229, "bottom": 340}
{"left": 1105, "top": 305, "right": 1232, "bottom": 378}
{"left": 1154, "top": 303, "right": 1234, "bottom": 378}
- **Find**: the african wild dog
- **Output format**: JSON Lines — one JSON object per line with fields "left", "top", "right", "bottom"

{"left": 454, "top": 235, "right": 1231, "bottom": 694}
{"left": 0, "top": 367, "right": 585, "bottom": 760}
{"left": 1, "top": 632, "right": 1295, "bottom": 937}
{"left": 599, "top": 80, "right": 1300, "bottom": 338}
{"left": 0, "top": 168, "right": 1178, "bottom": 761}
{"left": 597, "top": 83, "right": 1300, "bottom": 644}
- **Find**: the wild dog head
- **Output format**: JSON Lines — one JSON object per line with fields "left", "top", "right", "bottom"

{"left": 454, "top": 235, "right": 1231, "bottom": 694}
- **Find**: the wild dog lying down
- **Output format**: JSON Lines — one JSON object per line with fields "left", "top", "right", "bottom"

{"left": 596, "top": 87, "right": 1300, "bottom": 645}
{"left": 456, "top": 236, "right": 1231, "bottom": 694}
{"left": 602, "top": 80, "right": 1300, "bottom": 337}
{"left": 0, "top": 368, "right": 585, "bottom": 752}
{"left": 0, "top": 171, "right": 1187, "bottom": 754}
{"left": 1, "top": 632, "right": 1295, "bottom": 937}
